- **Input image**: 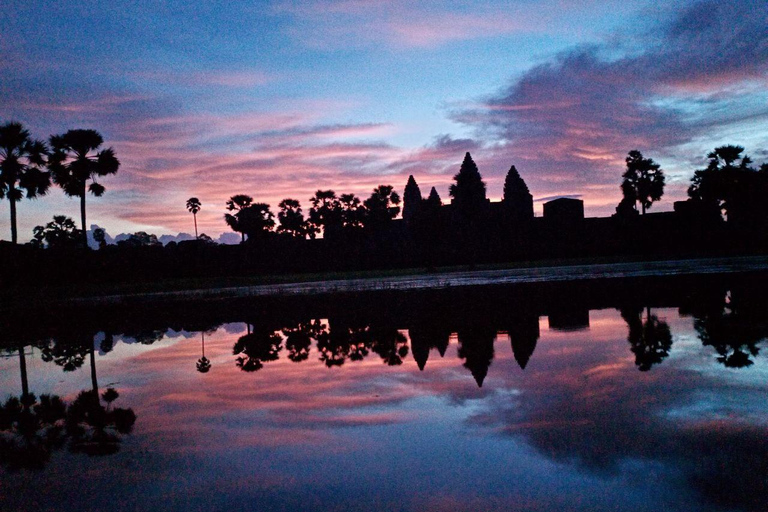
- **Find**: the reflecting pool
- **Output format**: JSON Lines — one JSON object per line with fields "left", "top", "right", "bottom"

{"left": 1, "top": 275, "right": 766, "bottom": 511}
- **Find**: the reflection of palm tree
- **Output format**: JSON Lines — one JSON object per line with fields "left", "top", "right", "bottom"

{"left": 316, "top": 320, "right": 373, "bottom": 367}
{"left": 66, "top": 388, "right": 136, "bottom": 456}
{"left": 621, "top": 306, "right": 673, "bottom": 371}
{"left": 369, "top": 326, "right": 408, "bottom": 366}
{"left": 17, "top": 342, "right": 30, "bottom": 399}
{"left": 0, "top": 393, "right": 67, "bottom": 471}
{"left": 283, "top": 320, "right": 324, "bottom": 363}
{"left": 232, "top": 324, "right": 282, "bottom": 372}
{"left": 694, "top": 291, "right": 765, "bottom": 368}
{"left": 39, "top": 332, "right": 90, "bottom": 372}
{"left": 197, "top": 331, "right": 211, "bottom": 373}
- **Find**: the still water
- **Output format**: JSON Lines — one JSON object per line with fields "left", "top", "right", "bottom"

{"left": 1, "top": 276, "right": 766, "bottom": 511}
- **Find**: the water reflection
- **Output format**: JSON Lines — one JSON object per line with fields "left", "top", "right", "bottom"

{"left": 621, "top": 306, "right": 673, "bottom": 371}
{"left": 1, "top": 275, "right": 767, "bottom": 511}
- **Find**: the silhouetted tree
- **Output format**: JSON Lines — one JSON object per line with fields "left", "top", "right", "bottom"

{"left": 614, "top": 182, "right": 639, "bottom": 219}
{"left": 238, "top": 203, "right": 275, "bottom": 241}
{"left": 186, "top": 197, "right": 201, "bottom": 239}
{"left": 449, "top": 152, "right": 487, "bottom": 217}
{"left": 308, "top": 190, "right": 342, "bottom": 239}
{"left": 233, "top": 325, "right": 282, "bottom": 372}
{"left": 502, "top": 165, "right": 533, "bottom": 221}
{"left": 402, "top": 175, "right": 422, "bottom": 224}
{"left": 621, "top": 150, "right": 665, "bottom": 214}
{"left": 92, "top": 227, "right": 107, "bottom": 249}
{"left": 0, "top": 122, "right": 51, "bottom": 243}
{"left": 621, "top": 306, "right": 673, "bottom": 371}
{"left": 31, "top": 215, "right": 82, "bottom": 249}
{"left": 277, "top": 199, "right": 311, "bottom": 239}
{"left": 49, "top": 129, "right": 119, "bottom": 248}
{"left": 363, "top": 185, "right": 400, "bottom": 231}
{"left": 339, "top": 193, "right": 365, "bottom": 232}
{"left": 224, "top": 194, "right": 254, "bottom": 242}
{"left": 688, "top": 145, "right": 766, "bottom": 224}
{"left": 117, "top": 231, "right": 162, "bottom": 248}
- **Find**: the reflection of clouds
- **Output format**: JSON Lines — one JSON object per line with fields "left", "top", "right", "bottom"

{"left": 4, "top": 304, "right": 766, "bottom": 511}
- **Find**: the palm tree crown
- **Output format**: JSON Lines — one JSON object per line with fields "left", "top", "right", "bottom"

{"left": 0, "top": 122, "right": 51, "bottom": 243}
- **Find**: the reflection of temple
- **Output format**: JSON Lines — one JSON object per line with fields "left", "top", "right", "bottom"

{"left": 547, "top": 306, "right": 590, "bottom": 332}
{"left": 457, "top": 325, "right": 496, "bottom": 387}
{"left": 506, "top": 314, "right": 541, "bottom": 370}
{"left": 408, "top": 322, "right": 451, "bottom": 371}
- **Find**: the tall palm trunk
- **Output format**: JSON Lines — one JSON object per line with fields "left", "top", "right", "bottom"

{"left": 9, "top": 197, "right": 17, "bottom": 244}
{"left": 193, "top": 213, "right": 198, "bottom": 239}
{"left": 18, "top": 343, "right": 29, "bottom": 399}
{"left": 90, "top": 345, "right": 99, "bottom": 397}
{"left": 80, "top": 184, "right": 88, "bottom": 249}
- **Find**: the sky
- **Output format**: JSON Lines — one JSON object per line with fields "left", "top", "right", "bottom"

{"left": 1, "top": 0, "right": 767, "bottom": 241}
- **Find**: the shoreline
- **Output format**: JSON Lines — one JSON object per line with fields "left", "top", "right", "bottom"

{"left": 22, "top": 255, "right": 768, "bottom": 309}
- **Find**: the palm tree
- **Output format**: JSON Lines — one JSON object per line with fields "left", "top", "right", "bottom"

{"left": 621, "top": 150, "right": 665, "bottom": 214}
{"left": 0, "top": 122, "right": 51, "bottom": 243}
{"left": 186, "top": 197, "right": 202, "bottom": 239}
{"left": 224, "top": 194, "right": 253, "bottom": 242}
{"left": 49, "top": 129, "right": 120, "bottom": 248}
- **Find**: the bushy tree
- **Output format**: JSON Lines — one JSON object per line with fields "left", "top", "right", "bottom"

{"left": 49, "top": 129, "right": 119, "bottom": 248}
{"left": 237, "top": 203, "right": 275, "bottom": 241}
{"left": 31, "top": 215, "right": 82, "bottom": 249}
{"left": 277, "top": 199, "right": 311, "bottom": 239}
{"left": 363, "top": 185, "right": 400, "bottom": 231}
{"left": 92, "top": 227, "right": 107, "bottom": 249}
{"left": 224, "top": 194, "right": 254, "bottom": 242}
{"left": 308, "top": 190, "right": 342, "bottom": 238}
{"left": 0, "top": 122, "right": 51, "bottom": 243}
{"left": 688, "top": 145, "right": 767, "bottom": 224}
{"left": 621, "top": 150, "right": 665, "bottom": 214}
{"left": 117, "top": 232, "right": 162, "bottom": 248}
{"left": 339, "top": 193, "right": 365, "bottom": 231}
